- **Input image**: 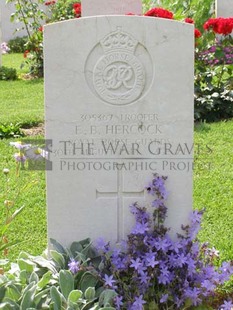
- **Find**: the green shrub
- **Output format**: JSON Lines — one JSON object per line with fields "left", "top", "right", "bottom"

{"left": 0, "top": 123, "right": 23, "bottom": 139}
{"left": 0, "top": 66, "right": 17, "bottom": 81}
{"left": 7, "top": 36, "right": 27, "bottom": 53}
{"left": 46, "top": 0, "right": 81, "bottom": 23}
{"left": 195, "top": 86, "right": 233, "bottom": 122}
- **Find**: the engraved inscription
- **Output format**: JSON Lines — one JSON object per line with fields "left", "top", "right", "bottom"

{"left": 90, "top": 28, "right": 146, "bottom": 105}
{"left": 93, "top": 52, "right": 145, "bottom": 105}
{"left": 104, "top": 64, "right": 133, "bottom": 90}
{"left": 85, "top": 29, "right": 154, "bottom": 106}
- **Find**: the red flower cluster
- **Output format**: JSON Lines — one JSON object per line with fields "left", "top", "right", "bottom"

{"left": 184, "top": 17, "right": 194, "bottom": 24}
{"left": 38, "top": 26, "right": 43, "bottom": 32}
{"left": 184, "top": 17, "right": 202, "bottom": 39}
{"left": 144, "top": 7, "right": 173, "bottom": 19}
{"left": 73, "top": 3, "right": 81, "bottom": 18}
{"left": 204, "top": 17, "right": 233, "bottom": 35}
{"left": 23, "top": 50, "right": 30, "bottom": 58}
{"left": 195, "top": 28, "right": 202, "bottom": 38}
{"left": 45, "top": 1, "right": 56, "bottom": 5}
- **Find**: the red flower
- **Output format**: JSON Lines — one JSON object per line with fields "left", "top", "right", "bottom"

{"left": 45, "top": 1, "right": 56, "bottom": 5}
{"left": 38, "top": 26, "right": 43, "bottom": 32}
{"left": 23, "top": 50, "right": 30, "bottom": 58}
{"left": 204, "top": 17, "right": 233, "bottom": 35}
{"left": 195, "top": 28, "right": 202, "bottom": 38}
{"left": 144, "top": 7, "right": 173, "bottom": 19}
{"left": 185, "top": 18, "right": 194, "bottom": 24}
{"left": 73, "top": 2, "right": 81, "bottom": 18}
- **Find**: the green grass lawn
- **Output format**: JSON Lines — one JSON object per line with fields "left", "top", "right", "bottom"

{"left": 0, "top": 138, "right": 47, "bottom": 261}
{"left": 194, "top": 121, "right": 233, "bottom": 263}
{"left": 0, "top": 54, "right": 44, "bottom": 126}
{"left": 2, "top": 53, "right": 28, "bottom": 75}
{"left": 0, "top": 53, "right": 233, "bottom": 268}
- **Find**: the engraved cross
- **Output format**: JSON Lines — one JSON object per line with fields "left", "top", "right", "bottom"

{"left": 96, "top": 169, "right": 145, "bottom": 241}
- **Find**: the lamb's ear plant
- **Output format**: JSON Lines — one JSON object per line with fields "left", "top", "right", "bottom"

{"left": 0, "top": 239, "right": 116, "bottom": 309}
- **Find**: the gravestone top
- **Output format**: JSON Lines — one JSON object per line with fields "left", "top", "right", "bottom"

{"left": 82, "top": 0, "right": 142, "bottom": 17}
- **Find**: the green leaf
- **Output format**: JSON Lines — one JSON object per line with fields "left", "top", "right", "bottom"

{"left": 10, "top": 13, "right": 15, "bottom": 23}
{"left": 11, "top": 206, "right": 25, "bottom": 220}
{"left": 32, "top": 256, "right": 57, "bottom": 273}
{"left": 18, "top": 252, "right": 30, "bottom": 260}
{"left": 80, "top": 272, "right": 99, "bottom": 292}
{"left": 0, "top": 259, "right": 9, "bottom": 266}
{"left": 148, "top": 301, "right": 159, "bottom": 310}
{"left": 18, "top": 259, "right": 35, "bottom": 273}
{"left": 70, "top": 242, "right": 83, "bottom": 256}
{"left": 20, "top": 283, "right": 37, "bottom": 309}
{"left": 5, "top": 284, "right": 21, "bottom": 301}
{"left": 50, "top": 286, "right": 62, "bottom": 310}
{"left": 50, "top": 238, "right": 66, "bottom": 255}
{"left": 0, "top": 299, "right": 20, "bottom": 309}
{"left": 84, "top": 287, "right": 95, "bottom": 301}
{"left": 34, "top": 288, "right": 50, "bottom": 307}
{"left": 50, "top": 250, "right": 66, "bottom": 269}
{"left": 88, "top": 306, "right": 99, "bottom": 310}
{"left": 0, "top": 286, "right": 6, "bottom": 302}
{"left": 98, "top": 290, "right": 117, "bottom": 307}
{"left": 29, "top": 272, "right": 39, "bottom": 284}
{"left": 0, "top": 241, "right": 19, "bottom": 252}
{"left": 74, "top": 270, "right": 85, "bottom": 288}
{"left": 81, "top": 240, "right": 93, "bottom": 258}
{"left": 37, "top": 271, "right": 52, "bottom": 289}
{"left": 68, "top": 289, "right": 82, "bottom": 303}
{"left": 79, "top": 238, "right": 91, "bottom": 248}
{"left": 59, "top": 270, "right": 74, "bottom": 299}
{"left": 81, "top": 300, "right": 96, "bottom": 310}
{"left": 192, "top": 305, "right": 212, "bottom": 310}
{"left": 19, "top": 270, "right": 29, "bottom": 284}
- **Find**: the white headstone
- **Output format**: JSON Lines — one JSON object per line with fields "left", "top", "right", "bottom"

{"left": 82, "top": 0, "right": 142, "bottom": 17}
{"left": 45, "top": 11, "right": 194, "bottom": 247}
{"left": 216, "top": 0, "right": 233, "bottom": 17}
{"left": 0, "top": 9, "right": 2, "bottom": 66}
{"left": 0, "top": 1, "right": 46, "bottom": 42}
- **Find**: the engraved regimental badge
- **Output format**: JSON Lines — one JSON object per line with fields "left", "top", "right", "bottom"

{"left": 91, "top": 27, "right": 146, "bottom": 106}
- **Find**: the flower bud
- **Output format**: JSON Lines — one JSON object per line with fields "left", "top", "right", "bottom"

{"left": 4, "top": 200, "right": 14, "bottom": 207}
{"left": 3, "top": 168, "right": 9, "bottom": 175}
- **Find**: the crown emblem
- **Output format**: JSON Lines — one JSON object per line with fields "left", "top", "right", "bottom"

{"left": 100, "top": 27, "right": 138, "bottom": 54}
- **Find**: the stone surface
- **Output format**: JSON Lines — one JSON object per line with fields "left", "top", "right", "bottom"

{"left": 216, "top": 0, "right": 233, "bottom": 17}
{"left": 82, "top": 0, "right": 142, "bottom": 16}
{"left": 44, "top": 16, "right": 194, "bottom": 247}
{"left": 0, "top": 9, "right": 2, "bottom": 66}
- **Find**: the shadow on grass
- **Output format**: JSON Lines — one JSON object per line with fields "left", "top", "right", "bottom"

{"left": 194, "top": 121, "right": 211, "bottom": 133}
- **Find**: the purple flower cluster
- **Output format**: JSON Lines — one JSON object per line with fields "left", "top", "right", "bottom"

{"left": 97, "top": 174, "right": 233, "bottom": 309}
{"left": 198, "top": 44, "right": 233, "bottom": 65}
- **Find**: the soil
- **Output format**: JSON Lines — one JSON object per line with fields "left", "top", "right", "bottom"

{"left": 21, "top": 123, "right": 45, "bottom": 136}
